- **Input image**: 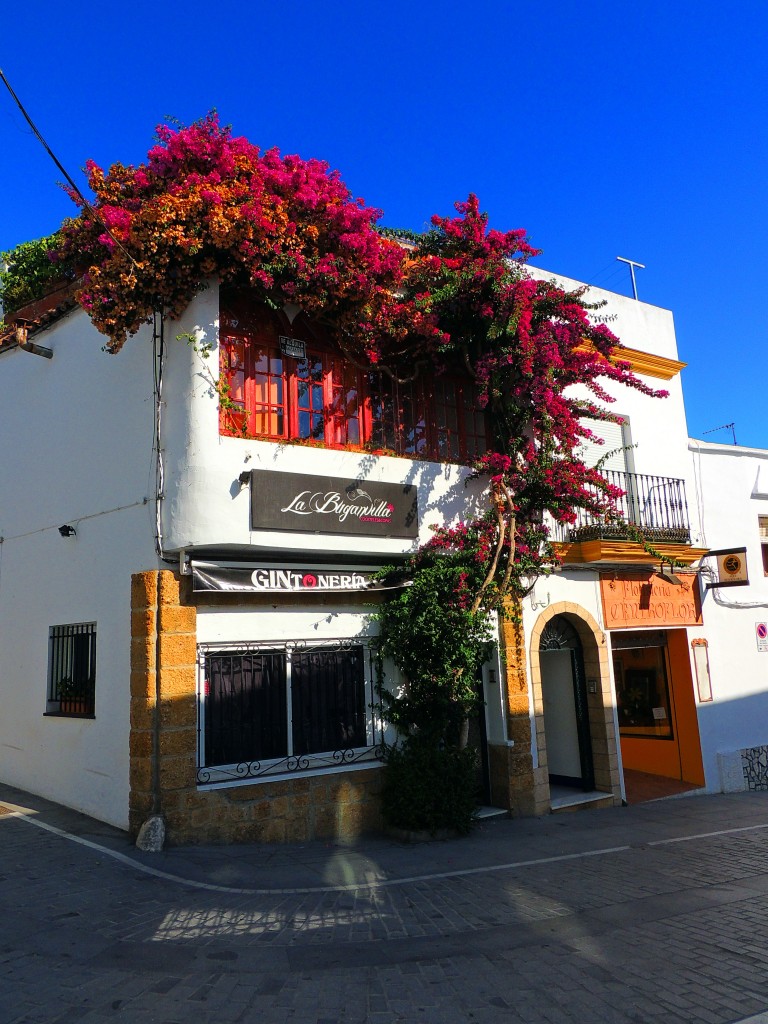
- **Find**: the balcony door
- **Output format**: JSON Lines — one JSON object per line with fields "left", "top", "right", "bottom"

{"left": 579, "top": 416, "right": 633, "bottom": 473}
{"left": 579, "top": 416, "right": 639, "bottom": 522}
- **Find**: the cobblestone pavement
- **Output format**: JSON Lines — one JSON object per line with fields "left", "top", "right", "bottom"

{"left": 4, "top": 785, "right": 768, "bottom": 1023}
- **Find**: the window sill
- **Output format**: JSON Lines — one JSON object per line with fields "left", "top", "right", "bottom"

{"left": 44, "top": 711, "right": 95, "bottom": 719}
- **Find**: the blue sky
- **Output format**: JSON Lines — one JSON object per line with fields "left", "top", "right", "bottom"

{"left": 2, "top": 1, "right": 766, "bottom": 447}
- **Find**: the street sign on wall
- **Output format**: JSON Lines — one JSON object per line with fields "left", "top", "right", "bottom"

{"left": 705, "top": 547, "right": 749, "bottom": 589}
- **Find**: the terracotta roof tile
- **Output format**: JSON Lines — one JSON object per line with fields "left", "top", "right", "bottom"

{"left": 0, "top": 280, "right": 80, "bottom": 353}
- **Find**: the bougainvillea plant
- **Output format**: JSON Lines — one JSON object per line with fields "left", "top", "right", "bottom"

{"left": 53, "top": 115, "right": 667, "bottom": 825}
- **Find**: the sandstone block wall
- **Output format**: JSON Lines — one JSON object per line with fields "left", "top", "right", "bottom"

{"left": 129, "top": 570, "right": 383, "bottom": 844}
{"left": 490, "top": 609, "right": 551, "bottom": 817}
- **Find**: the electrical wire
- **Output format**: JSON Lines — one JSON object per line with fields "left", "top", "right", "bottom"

{"left": 585, "top": 261, "right": 620, "bottom": 287}
{"left": 688, "top": 438, "right": 708, "bottom": 547}
{"left": 699, "top": 564, "right": 768, "bottom": 610}
{"left": 0, "top": 66, "right": 138, "bottom": 269}
{"left": 589, "top": 266, "right": 627, "bottom": 290}
{"left": 0, "top": 499, "right": 149, "bottom": 544}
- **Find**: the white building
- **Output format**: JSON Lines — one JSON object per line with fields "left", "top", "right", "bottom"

{"left": 511, "top": 273, "right": 710, "bottom": 815}
{"left": 687, "top": 438, "right": 768, "bottom": 794}
{"left": 0, "top": 270, "right": 738, "bottom": 842}
{"left": 0, "top": 282, "right": 500, "bottom": 841}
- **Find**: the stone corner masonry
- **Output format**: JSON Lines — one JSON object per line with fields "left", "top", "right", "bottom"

{"left": 129, "top": 570, "right": 383, "bottom": 845}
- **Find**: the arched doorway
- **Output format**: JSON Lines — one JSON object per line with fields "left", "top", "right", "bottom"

{"left": 540, "top": 616, "right": 595, "bottom": 791}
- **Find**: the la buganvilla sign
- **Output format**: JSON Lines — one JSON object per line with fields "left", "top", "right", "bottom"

{"left": 248, "top": 470, "right": 419, "bottom": 538}
{"left": 281, "top": 490, "right": 393, "bottom": 523}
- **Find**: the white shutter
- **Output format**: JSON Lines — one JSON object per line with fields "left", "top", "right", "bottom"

{"left": 578, "top": 418, "right": 630, "bottom": 473}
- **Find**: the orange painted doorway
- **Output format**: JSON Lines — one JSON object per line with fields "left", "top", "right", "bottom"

{"left": 613, "top": 629, "right": 704, "bottom": 786}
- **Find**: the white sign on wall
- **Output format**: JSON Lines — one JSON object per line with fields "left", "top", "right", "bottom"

{"left": 757, "top": 622, "right": 768, "bottom": 653}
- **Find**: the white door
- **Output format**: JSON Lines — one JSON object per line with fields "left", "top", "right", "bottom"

{"left": 542, "top": 650, "right": 582, "bottom": 781}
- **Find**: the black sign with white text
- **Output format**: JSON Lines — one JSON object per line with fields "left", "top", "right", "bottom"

{"left": 191, "top": 561, "right": 378, "bottom": 593}
{"left": 247, "top": 471, "right": 419, "bottom": 538}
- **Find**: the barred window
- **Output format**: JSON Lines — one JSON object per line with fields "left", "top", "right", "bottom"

{"left": 759, "top": 515, "right": 768, "bottom": 575}
{"left": 47, "top": 623, "right": 96, "bottom": 717}
{"left": 197, "top": 641, "right": 381, "bottom": 785}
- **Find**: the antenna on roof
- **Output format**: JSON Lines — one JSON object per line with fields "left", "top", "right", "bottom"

{"left": 702, "top": 422, "right": 737, "bottom": 445}
{"left": 616, "top": 257, "right": 645, "bottom": 300}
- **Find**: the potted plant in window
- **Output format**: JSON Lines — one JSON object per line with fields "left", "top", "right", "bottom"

{"left": 57, "top": 678, "right": 89, "bottom": 715}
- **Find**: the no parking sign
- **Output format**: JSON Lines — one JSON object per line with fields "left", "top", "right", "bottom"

{"left": 757, "top": 622, "right": 768, "bottom": 653}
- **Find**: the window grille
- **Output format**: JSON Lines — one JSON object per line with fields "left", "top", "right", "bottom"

{"left": 197, "top": 640, "right": 383, "bottom": 786}
{"left": 759, "top": 516, "right": 768, "bottom": 575}
{"left": 47, "top": 623, "right": 96, "bottom": 716}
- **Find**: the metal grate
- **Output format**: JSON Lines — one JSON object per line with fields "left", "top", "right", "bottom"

{"left": 197, "top": 640, "right": 383, "bottom": 785}
{"left": 47, "top": 623, "right": 96, "bottom": 716}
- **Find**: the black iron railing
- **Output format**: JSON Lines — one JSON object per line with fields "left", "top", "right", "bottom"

{"left": 548, "top": 470, "right": 691, "bottom": 545}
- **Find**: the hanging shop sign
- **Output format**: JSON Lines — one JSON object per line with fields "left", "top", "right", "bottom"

{"left": 191, "top": 560, "right": 391, "bottom": 594}
{"left": 704, "top": 547, "right": 749, "bottom": 589}
{"left": 247, "top": 470, "right": 419, "bottom": 539}
{"left": 279, "top": 335, "right": 307, "bottom": 359}
{"left": 600, "top": 572, "right": 702, "bottom": 629}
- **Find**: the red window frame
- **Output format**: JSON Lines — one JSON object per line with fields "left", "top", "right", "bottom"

{"left": 219, "top": 298, "right": 487, "bottom": 462}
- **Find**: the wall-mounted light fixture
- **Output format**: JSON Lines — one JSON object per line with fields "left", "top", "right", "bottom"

{"left": 282, "top": 301, "right": 302, "bottom": 325}
{"left": 656, "top": 563, "right": 683, "bottom": 586}
{"left": 58, "top": 525, "right": 76, "bottom": 538}
{"left": 238, "top": 471, "right": 252, "bottom": 487}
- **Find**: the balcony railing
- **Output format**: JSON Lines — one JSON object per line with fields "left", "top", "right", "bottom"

{"left": 548, "top": 470, "right": 692, "bottom": 546}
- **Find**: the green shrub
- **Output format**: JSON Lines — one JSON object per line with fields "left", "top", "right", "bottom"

{"left": 380, "top": 738, "right": 478, "bottom": 836}
{"left": 0, "top": 232, "right": 67, "bottom": 319}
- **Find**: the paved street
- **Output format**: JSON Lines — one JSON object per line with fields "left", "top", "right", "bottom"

{"left": 4, "top": 784, "right": 768, "bottom": 1023}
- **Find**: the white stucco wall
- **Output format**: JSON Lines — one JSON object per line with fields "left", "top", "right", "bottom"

{"left": 525, "top": 272, "right": 700, "bottom": 544}
{"left": 160, "top": 281, "right": 488, "bottom": 558}
{"left": 0, "top": 308, "right": 160, "bottom": 826}
{"left": 158, "top": 278, "right": 697, "bottom": 557}
{"left": 528, "top": 268, "right": 680, "bottom": 360}
{"left": 689, "top": 439, "right": 768, "bottom": 789}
